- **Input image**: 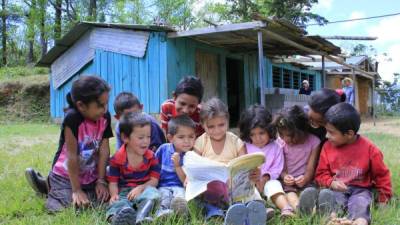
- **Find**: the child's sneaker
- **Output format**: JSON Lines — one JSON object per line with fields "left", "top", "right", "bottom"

{"left": 298, "top": 187, "right": 318, "bottom": 215}
{"left": 155, "top": 209, "right": 173, "bottom": 218}
{"left": 224, "top": 203, "right": 248, "bottom": 225}
{"left": 171, "top": 197, "right": 189, "bottom": 215}
{"left": 205, "top": 203, "right": 224, "bottom": 220}
{"left": 111, "top": 207, "right": 136, "bottom": 225}
{"left": 266, "top": 207, "right": 275, "bottom": 220}
{"left": 25, "top": 168, "right": 48, "bottom": 196}
{"left": 246, "top": 201, "right": 267, "bottom": 225}
{"left": 318, "top": 189, "right": 336, "bottom": 215}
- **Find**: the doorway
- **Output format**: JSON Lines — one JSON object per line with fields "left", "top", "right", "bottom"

{"left": 226, "top": 58, "right": 244, "bottom": 126}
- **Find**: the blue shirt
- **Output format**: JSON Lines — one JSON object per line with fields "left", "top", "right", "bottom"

{"left": 115, "top": 113, "right": 166, "bottom": 151}
{"left": 343, "top": 86, "right": 354, "bottom": 106}
{"left": 155, "top": 143, "right": 185, "bottom": 188}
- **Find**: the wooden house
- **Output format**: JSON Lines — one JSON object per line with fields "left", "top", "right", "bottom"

{"left": 38, "top": 20, "right": 341, "bottom": 123}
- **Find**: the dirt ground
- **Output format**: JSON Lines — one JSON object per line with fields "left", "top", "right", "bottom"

{"left": 360, "top": 116, "right": 400, "bottom": 136}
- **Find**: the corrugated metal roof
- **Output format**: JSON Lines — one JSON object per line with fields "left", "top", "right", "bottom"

{"left": 168, "top": 19, "right": 341, "bottom": 56}
{"left": 37, "top": 22, "right": 175, "bottom": 66}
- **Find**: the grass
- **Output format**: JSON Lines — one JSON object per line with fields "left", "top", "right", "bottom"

{"left": 0, "top": 66, "right": 48, "bottom": 82}
{"left": 0, "top": 123, "right": 399, "bottom": 225}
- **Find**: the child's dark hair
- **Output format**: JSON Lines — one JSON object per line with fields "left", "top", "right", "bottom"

{"left": 238, "top": 104, "right": 276, "bottom": 143}
{"left": 168, "top": 115, "right": 196, "bottom": 135}
{"left": 174, "top": 76, "right": 204, "bottom": 102}
{"left": 273, "top": 105, "right": 310, "bottom": 141}
{"left": 200, "top": 97, "right": 229, "bottom": 124}
{"left": 114, "top": 92, "right": 141, "bottom": 115}
{"left": 308, "top": 88, "right": 341, "bottom": 115}
{"left": 119, "top": 112, "right": 151, "bottom": 138}
{"left": 66, "top": 75, "right": 110, "bottom": 109}
{"left": 325, "top": 102, "right": 360, "bottom": 134}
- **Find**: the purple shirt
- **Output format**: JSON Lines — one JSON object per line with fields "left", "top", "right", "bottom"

{"left": 280, "top": 134, "right": 320, "bottom": 178}
{"left": 245, "top": 140, "right": 284, "bottom": 180}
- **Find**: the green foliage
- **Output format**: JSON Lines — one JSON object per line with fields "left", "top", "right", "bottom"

{"left": 0, "top": 66, "right": 48, "bottom": 80}
{"left": 378, "top": 73, "right": 400, "bottom": 114}
{"left": 155, "top": 0, "right": 196, "bottom": 30}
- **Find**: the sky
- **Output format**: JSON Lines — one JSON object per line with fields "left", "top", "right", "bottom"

{"left": 307, "top": 0, "right": 400, "bottom": 81}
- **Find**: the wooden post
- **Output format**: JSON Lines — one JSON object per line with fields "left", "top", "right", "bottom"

{"left": 352, "top": 69, "right": 359, "bottom": 111}
{"left": 372, "top": 75, "right": 376, "bottom": 126}
{"left": 258, "top": 30, "right": 265, "bottom": 106}
{"left": 322, "top": 55, "right": 326, "bottom": 88}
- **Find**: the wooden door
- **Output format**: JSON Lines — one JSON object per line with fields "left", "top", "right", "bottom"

{"left": 195, "top": 51, "right": 219, "bottom": 101}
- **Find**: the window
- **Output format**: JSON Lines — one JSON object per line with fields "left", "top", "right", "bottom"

{"left": 272, "top": 66, "right": 281, "bottom": 88}
{"left": 283, "top": 69, "right": 291, "bottom": 88}
{"left": 293, "top": 71, "right": 300, "bottom": 89}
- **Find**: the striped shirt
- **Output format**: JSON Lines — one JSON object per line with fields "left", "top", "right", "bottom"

{"left": 160, "top": 99, "right": 204, "bottom": 137}
{"left": 107, "top": 145, "right": 161, "bottom": 188}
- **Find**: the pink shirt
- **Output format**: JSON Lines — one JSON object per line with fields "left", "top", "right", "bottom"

{"left": 280, "top": 134, "right": 320, "bottom": 178}
{"left": 245, "top": 140, "right": 284, "bottom": 180}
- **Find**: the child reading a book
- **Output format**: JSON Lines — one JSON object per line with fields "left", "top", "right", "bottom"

{"left": 238, "top": 105, "right": 294, "bottom": 218}
{"left": 195, "top": 97, "right": 266, "bottom": 225}
{"left": 273, "top": 105, "right": 321, "bottom": 215}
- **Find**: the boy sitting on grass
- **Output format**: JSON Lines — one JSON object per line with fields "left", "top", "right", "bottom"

{"left": 106, "top": 112, "right": 161, "bottom": 225}
{"left": 155, "top": 115, "right": 196, "bottom": 217}
{"left": 316, "top": 103, "right": 392, "bottom": 225}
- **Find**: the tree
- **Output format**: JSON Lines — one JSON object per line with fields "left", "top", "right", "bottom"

{"left": 24, "top": 0, "right": 37, "bottom": 63}
{"left": 1, "top": 0, "right": 7, "bottom": 65}
{"left": 154, "top": 0, "right": 196, "bottom": 30}
{"left": 1, "top": 0, "right": 23, "bottom": 66}
{"left": 53, "top": 0, "right": 61, "bottom": 40}
{"left": 379, "top": 73, "right": 400, "bottom": 113}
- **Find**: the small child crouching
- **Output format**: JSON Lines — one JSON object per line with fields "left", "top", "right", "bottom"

{"left": 106, "top": 112, "right": 161, "bottom": 225}
{"left": 316, "top": 103, "right": 392, "bottom": 225}
{"left": 155, "top": 115, "right": 196, "bottom": 217}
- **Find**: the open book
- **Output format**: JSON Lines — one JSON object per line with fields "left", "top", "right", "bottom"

{"left": 182, "top": 151, "right": 265, "bottom": 203}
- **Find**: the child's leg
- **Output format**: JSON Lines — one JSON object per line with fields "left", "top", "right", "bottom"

{"left": 171, "top": 187, "right": 188, "bottom": 214}
{"left": 265, "top": 180, "right": 295, "bottom": 217}
{"left": 133, "top": 186, "right": 160, "bottom": 223}
{"left": 46, "top": 172, "right": 73, "bottom": 213}
{"left": 298, "top": 187, "right": 318, "bottom": 215}
{"left": 106, "top": 188, "right": 135, "bottom": 221}
{"left": 346, "top": 187, "right": 372, "bottom": 224}
{"left": 158, "top": 187, "right": 173, "bottom": 210}
{"left": 286, "top": 192, "right": 299, "bottom": 210}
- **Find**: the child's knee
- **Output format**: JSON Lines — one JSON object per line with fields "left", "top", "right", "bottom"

{"left": 264, "top": 180, "right": 284, "bottom": 200}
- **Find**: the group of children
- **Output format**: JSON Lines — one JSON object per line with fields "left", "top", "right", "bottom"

{"left": 25, "top": 75, "right": 392, "bottom": 225}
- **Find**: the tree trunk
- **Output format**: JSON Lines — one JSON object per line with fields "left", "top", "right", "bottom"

{"left": 27, "top": 0, "right": 37, "bottom": 64}
{"left": 1, "top": 0, "right": 7, "bottom": 66}
{"left": 38, "top": 0, "right": 47, "bottom": 57}
{"left": 54, "top": 0, "right": 61, "bottom": 39}
{"left": 88, "top": 0, "right": 96, "bottom": 21}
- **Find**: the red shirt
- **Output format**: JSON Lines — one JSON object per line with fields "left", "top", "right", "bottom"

{"left": 160, "top": 99, "right": 204, "bottom": 137}
{"left": 107, "top": 145, "right": 160, "bottom": 189}
{"left": 315, "top": 135, "right": 392, "bottom": 203}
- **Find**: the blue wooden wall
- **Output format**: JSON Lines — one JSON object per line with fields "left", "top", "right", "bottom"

{"left": 50, "top": 32, "right": 168, "bottom": 119}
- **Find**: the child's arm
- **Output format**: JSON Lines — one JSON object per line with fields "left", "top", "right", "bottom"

{"left": 109, "top": 182, "right": 119, "bottom": 204}
{"left": 96, "top": 138, "right": 110, "bottom": 202}
{"left": 65, "top": 126, "right": 89, "bottom": 206}
{"left": 238, "top": 145, "right": 246, "bottom": 156}
{"left": 370, "top": 146, "right": 392, "bottom": 204}
{"left": 315, "top": 147, "right": 334, "bottom": 188}
{"left": 172, "top": 153, "right": 186, "bottom": 184}
{"left": 296, "top": 145, "right": 320, "bottom": 188}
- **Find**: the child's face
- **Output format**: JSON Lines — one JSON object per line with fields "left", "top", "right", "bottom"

{"left": 168, "top": 126, "right": 196, "bottom": 153}
{"left": 279, "top": 129, "right": 295, "bottom": 145}
{"left": 174, "top": 93, "right": 199, "bottom": 115}
{"left": 249, "top": 127, "right": 270, "bottom": 148}
{"left": 308, "top": 108, "right": 326, "bottom": 129}
{"left": 123, "top": 125, "right": 151, "bottom": 155}
{"left": 325, "top": 123, "right": 355, "bottom": 147}
{"left": 78, "top": 92, "right": 109, "bottom": 121}
{"left": 203, "top": 116, "right": 228, "bottom": 141}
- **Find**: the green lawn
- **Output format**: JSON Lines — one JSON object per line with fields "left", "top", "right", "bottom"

{"left": 0, "top": 123, "right": 399, "bottom": 225}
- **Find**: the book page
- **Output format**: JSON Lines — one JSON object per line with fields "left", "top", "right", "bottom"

{"left": 182, "top": 151, "right": 229, "bottom": 201}
{"left": 228, "top": 152, "right": 265, "bottom": 203}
